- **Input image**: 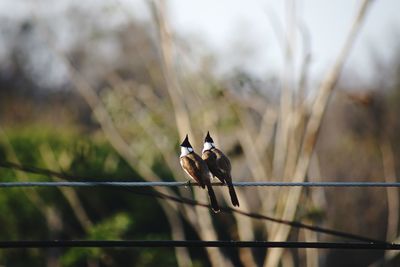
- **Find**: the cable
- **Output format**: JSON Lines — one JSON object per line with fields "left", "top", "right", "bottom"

{"left": 0, "top": 240, "right": 398, "bottom": 249}
{"left": 0, "top": 161, "right": 90, "bottom": 180}
{"left": 0, "top": 180, "right": 383, "bottom": 243}
{"left": 0, "top": 161, "right": 389, "bottom": 244}
{"left": 124, "top": 187, "right": 386, "bottom": 244}
{"left": 0, "top": 181, "right": 400, "bottom": 187}
{"left": 2, "top": 161, "right": 399, "bottom": 188}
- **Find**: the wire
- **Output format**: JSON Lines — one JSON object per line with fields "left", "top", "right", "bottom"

{"left": 0, "top": 161, "right": 90, "bottom": 180}
{"left": 0, "top": 161, "right": 389, "bottom": 244}
{"left": 2, "top": 161, "right": 399, "bottom": 188}
{"left": 0, "top": 180, "right": 383, "bottom": 243}
{"left": 0, "top": 181, "right": 400, "bottom": 187}
{"left": 125, "top": 187, "right": 386, "bottom": 244}
{"left": 0, "top": 240, "right": 398, "bottom": 249}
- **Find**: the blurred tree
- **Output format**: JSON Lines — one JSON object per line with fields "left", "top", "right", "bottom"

{"left": 0, "top": 0, "right": 399, "bottom": 266}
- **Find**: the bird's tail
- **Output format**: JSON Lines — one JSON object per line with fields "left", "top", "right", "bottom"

{"left": 227, "top": 181, "right": 240, "bottom": 207}
{"left": 206, "top": 183, "right": 220, "bottom": 213}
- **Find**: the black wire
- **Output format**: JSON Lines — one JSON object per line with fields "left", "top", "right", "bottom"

{"left": 121, "top": 186, "right": 386, "bottom": 244}
{"left": 0, "top": 161, "right": 389, "bottom": 244}
{"left": 2, "top": 181, "right": 400, "bottom": 187}
{"left": 0, "top": 161, "right": 90, "bottom": 180}
{"left": 0, "top": 240, "right": 398, "bottom": 249}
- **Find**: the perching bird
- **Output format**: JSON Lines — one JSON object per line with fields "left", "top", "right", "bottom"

{"left": 179, "top": 134, "right": 220, "bottom": 213}
{"left": 202, "top": 131, "right": 239, "bottom": 207}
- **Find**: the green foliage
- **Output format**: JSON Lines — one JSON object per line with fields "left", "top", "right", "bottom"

{"left": 88, "top": 213, "right": 132, "bottom": 240}
{"left": 0, "top": 128, "right": 178, "bottom": 266}
{"left": 61, "top": 213, "right": 132, "bottom": 266}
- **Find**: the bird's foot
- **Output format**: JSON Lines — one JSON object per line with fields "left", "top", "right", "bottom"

{"left": 185, "top": 180, "right": 192, "bottom": 189}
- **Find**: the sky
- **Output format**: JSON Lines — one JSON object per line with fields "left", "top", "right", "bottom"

{"left": 164, "top": 0, "right": 400, "bottom": 83}
{"left": 1, "top": 0, "right": 400, "bottom": 87}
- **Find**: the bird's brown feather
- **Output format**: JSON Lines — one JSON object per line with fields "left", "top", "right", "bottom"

{"left": 180, "top": 152, "right": 220, "bottom": 211}
{"left": 203, "top": 148, "right": 239, "bottom": 207}
{"left": 180, "top": 153, "right": 206, "bottom": 188}
{"left": 203, "top": 148, "right": 231, "bottom": 182}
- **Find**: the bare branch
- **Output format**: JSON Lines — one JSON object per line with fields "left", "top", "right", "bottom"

{"left": 265, "top": 1, "right": 374, "bottom": 266}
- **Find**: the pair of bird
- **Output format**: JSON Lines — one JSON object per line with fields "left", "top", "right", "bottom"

{"left": 179, "top": 131, "right": 239, "bottom": 213}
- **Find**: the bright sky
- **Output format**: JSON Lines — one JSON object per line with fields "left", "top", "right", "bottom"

{"left": 164, "top": 0, "right": 400, "bottom": 82}
{"left": 1, "top": 0, "right": 399, "bottom": 86}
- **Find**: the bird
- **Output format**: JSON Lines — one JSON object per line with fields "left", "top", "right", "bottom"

{"left": 179, "top": 134, "right": 220, "bottom": 213}
{"left": 202, "top": 131, "right": 239, "bottom": 207}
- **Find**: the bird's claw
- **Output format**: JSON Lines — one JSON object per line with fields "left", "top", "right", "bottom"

{"left": 185, "top": 180, "right": 192, "bottom": 188}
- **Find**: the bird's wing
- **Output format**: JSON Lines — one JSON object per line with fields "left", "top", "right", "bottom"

{"left": 181, "top": 155, "right": 205, "bottom": 187}
{"left": 214, "top": 149, "right": 232, "bottom": 178}
{"left": 202, "top": 149, "right": 228, "bottom": 183}
{"left": 202, "top": 150, "right": 218, "bottom": 171}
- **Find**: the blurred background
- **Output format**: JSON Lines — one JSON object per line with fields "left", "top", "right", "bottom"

{"left": 1, "top": 0, "right": 400, "bottom": 266}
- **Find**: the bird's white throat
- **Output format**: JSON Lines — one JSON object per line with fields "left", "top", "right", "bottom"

{"left": 202, "top": 142, "right": 214, "bottom": 153}
{"left": 180, "top": 146, "right": 193, "bottom": 157}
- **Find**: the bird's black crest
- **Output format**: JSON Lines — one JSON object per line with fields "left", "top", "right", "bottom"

{"left": 205, "top": 131, "right": 214, "bottom": 143}
{"left": 180, "top": 134, "right": 192, "bottom": 148}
